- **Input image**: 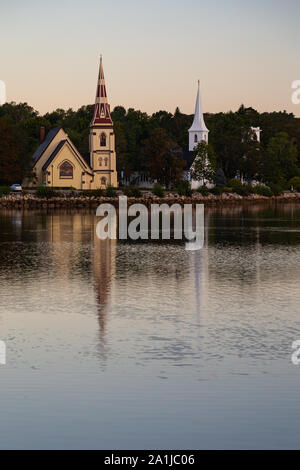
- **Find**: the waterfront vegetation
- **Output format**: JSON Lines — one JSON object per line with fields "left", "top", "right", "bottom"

{"left": 4, "top": 177, "right": 298, "bottom": 202}
{"left": 0, "top": 102, "right": 300, "bottom": 191}
{"left": 1, "top": 184, "right": 300, "bottom": 210}
{"left": 152, "top": 183, "right": 165, "bottom": 198}
{"left": 123, "top": 186, "right": 142, "bottom": 198}
{"left": 0, "top": 186, "right": 10, "bottom": 197}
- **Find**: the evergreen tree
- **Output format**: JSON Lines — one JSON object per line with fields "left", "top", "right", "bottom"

{"left": 0, "top": 118, "right": 21, "bottom": 184}
{"left": 190, "top": 141, "right": 216, "bottom": 184}
{"left": 141, "top": 128, "right": 185, "bottom": 188}
{"left": 214, "top": 168, "right": 227, "bottom": 187}
{"left": 263, "top": 132, "right": 299, "bottom": 184}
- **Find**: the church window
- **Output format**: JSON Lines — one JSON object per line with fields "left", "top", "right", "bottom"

{"left": 98, "top": 157, "right": 103, "bottom": 166}
{"left": 59, "top": 160, "right": 73, "bottom": 179}
{"left": 100, "top": 133, "right": 106, "bottom": 147}
{"left": 194, "top": 135, "right": 198, "bottom": 143}
{"left": 101, "top": 177, "right": 107, "bottom": 186}
{"left": 104, "top": 157, "right": 108, "bottom": 167}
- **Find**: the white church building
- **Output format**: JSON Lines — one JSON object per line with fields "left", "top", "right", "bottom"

{"left": 120, "top": 79, "right": 261, "bottom": 189}
{"left": 187, "top": 80, "right": 210, "bottom": 189}
{"left": 188, "top": 80, "right": 209, "bottom": 151}
{"left": 187, "top": 81, "right": 261, "bottom": 188}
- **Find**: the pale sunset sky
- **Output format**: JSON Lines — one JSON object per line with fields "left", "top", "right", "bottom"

{"left": 1, "top": 0, "right": 299, "bottom": 116}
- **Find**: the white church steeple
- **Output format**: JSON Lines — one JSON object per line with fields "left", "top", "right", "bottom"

{"left": 189, "top": 81, "right": 209, "bottom": 151}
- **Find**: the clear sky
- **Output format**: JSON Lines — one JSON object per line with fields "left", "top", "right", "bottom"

{"left": 1, "top": 0, "right": 300, "bottom": 116}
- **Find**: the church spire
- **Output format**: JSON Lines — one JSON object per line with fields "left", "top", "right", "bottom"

{"left": 189, "top": 80, "right": 208, "bottom": 133}
{"left": 91, "top": 55, "right": 113, "bottom": 127}
{"left": 188, "top": 81, "right": 209, "bottom": 151}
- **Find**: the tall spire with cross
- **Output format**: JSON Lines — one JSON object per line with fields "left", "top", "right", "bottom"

{"left": 91, "top": 55, "right": 113, "bottom": 127}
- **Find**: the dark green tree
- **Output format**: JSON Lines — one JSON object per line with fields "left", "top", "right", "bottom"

{"left": 214, "top": 168, "right": 227, "bottom": 187}
{"left": 190, "top": 141, "right": 216, "bottom": 184}
{"left": 141, "top": 128, "right": 185, "bottom": 188}
{"left": 263, "top": 132, "right": 298, "bottom": 184}
{"left": 0, "top": 118, "right": 22, "bottom": 184}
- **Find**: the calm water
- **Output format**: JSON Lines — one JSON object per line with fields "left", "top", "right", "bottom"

{"left": 0, "top": 203, "right": 300, "bottom": 449}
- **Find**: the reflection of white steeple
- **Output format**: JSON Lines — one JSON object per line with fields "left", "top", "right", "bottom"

{"left": 189, "top": 81, "right": 209, "bottom": 151}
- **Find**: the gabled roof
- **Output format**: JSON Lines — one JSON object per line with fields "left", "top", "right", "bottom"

{"left": 32, "top": 127, "right": 62, "bottom": 163}
{"left": 42, "top": 140, "right": 66, "bottom": 171}
{"left": 42, "top": 139, "right": 93, "bottom": 174}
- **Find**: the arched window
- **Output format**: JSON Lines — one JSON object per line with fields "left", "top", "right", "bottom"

{"left": 194, "top": 135, "right": 198, "bottom": 143}
{"left": 59, "top": 160, "right": 73, "bottom": 179}
{"left": 100, "top": 133, "right": 106, "bottom": 147}
{"left": 104, "top": 157, "right": 108, "bottom": 167}
{"left": 98, "top": 157, "right": 103, "bottom": 166}
{"left": 101, "top": 177, "right": 107, "bottom": 186}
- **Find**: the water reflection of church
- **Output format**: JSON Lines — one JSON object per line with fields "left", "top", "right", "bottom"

{"left": 41, "top": 211, "right": 116, "bottom": 342}
{"left": 35, "top": 209, "right": 211, "bottom": 333}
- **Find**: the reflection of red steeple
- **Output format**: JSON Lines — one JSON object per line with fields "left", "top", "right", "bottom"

{"left": 91, "top": 56, "right": 113, "bottom": 127}
{"left": 93, "top": 236, "right": 116, "bottom": 347}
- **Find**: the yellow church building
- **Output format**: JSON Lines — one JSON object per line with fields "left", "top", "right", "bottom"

{"left": 31, "top": 57, "right": 118, "bottom": 189}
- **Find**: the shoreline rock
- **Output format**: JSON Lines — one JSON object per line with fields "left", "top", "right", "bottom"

{"left": 0, "top": 192, "right": 299, "bottom": 209}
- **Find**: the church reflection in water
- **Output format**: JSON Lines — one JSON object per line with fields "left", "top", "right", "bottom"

{"left": 6, "top": 206, "right": 251, "bottom": 357}
{"left": 5, "top": 204, "right": 278, "bottom": 343}
{"left": 92, "top": 224, "right": 116, "bottom": 349}
{"left": 40, "top": 209, "right": 208, "bottom": 352}
{"left": 41, "top": 210, "right": 116, "bottom": 351}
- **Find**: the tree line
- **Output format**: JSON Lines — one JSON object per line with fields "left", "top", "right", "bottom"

{"left": 0, "top": 101, "right": 300, "bottom": 190}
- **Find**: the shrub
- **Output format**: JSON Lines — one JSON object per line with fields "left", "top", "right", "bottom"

{"left": 124, "top": 186, "right": 142, "bottom": 197}
{"left": 244, "top": 184, "right": 255, "bottom": 194}
{"left": 0, "top": 186, "right": 10, "bottom": 197}
{"left": 227, "top": 178, "right": 243, "bottom": 192}
{"left": 209, "top": 186, "right": 223, "bottom": 195}
{"left": 82, "top": 189, "right": 104, "bottom": 197}
{"left": 253, "top": 184, "right": 273, "bottom": 197}
{"left": 289, "top": 177, "right": 300, "bottom": 192}
{"left": 196, "top": 185, "right": 209, "bottom": 196}
{"left": 177, "top": 180, "right": 192, "bottom": 197}
{"left": 227, "top": 178, "right": 249, "bottom": 196}
{"left": 123, "top": 186, "right": 132, "bottom": 197}
{"left": 105, "top": 184, "right": 117, "bottom": 197}
{"left": 152, "top": 183, "right": 164, "bottom": 198}
{"left": 36, "top": 186, "right": 57, "bottom": 199}
{"left": 132, "top": 186, "right": 142, "bottom": 197}
{"left": 240, "top": 186, "right": 250, "bottom": 196}
{"left": 269, "top": 183, "right": 284, "bottom": 196}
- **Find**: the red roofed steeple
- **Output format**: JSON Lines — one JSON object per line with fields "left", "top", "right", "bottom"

{"left": 91, "top": 56, "right": 113, "bottom": 127}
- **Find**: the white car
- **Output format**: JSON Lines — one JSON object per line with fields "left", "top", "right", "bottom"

{"left": 10, "top": 184, "right": 22, "bottom": 192}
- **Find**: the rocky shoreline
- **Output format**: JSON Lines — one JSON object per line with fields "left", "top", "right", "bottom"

{"left": 0, "top": 191, "right": 300, "bottom": 209}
